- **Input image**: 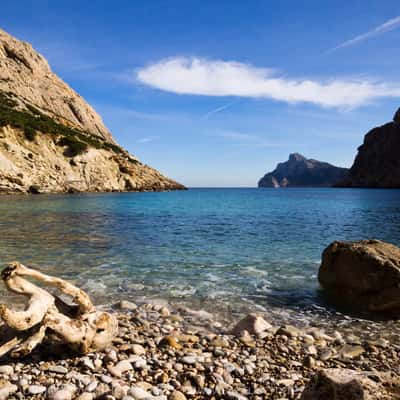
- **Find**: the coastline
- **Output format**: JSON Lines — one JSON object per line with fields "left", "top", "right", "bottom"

{"left": 0, "top": 300, "right": 399, "bottom": 399}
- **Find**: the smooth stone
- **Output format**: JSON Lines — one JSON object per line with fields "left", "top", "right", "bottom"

{"left": 276, "top": 325, "right": 300, "bottom": 338}
{"left": 226, "top": 391, "right": 249, "bottom": 400}
{"left": 169, "top": 391, "right": 186, "bottom": 400}
{"left": 108, "top": 360, "right": 133, "bottom": 377}
{"left": 158, "top": 336, "right": 182, "bottom": 350}
{"left": 48, "top": 366, "right": 68, "bottom": 374}
{"left": 0, "top": 384, "right": 18, "bottom": 398}
{"left": 181, "top": 356, "right": 197, "bottom": 365}
{"left": 0, "top": 365, "right": 14, "bottom": 375}
{"left": 51, "top": 390, "right": 72, "bottom": 400}
{"left": 230, "top": 313, "right": 272, "bottom": 337}
{"left": 340, "top": 345, "right": 365, "bottom": 359}
{"left": 118, "top": 300, "right": 138, "bottom": 311}
{"left": 132, "top": 344, "right": 146, "bottom": 355}
{"left": 134, "top": 358, "right": 147, "bottom": 369}
{"left": 76, "top": 394, "right": 93, "bottom": 400}
{"left": 128, "top": 386, "right": 153, "bottom": 399}
{"left": 85, "top": 381, "right": 98, "bottom": 392}
{"left": 28, "top": 385, "right": 47, "bottom": 395}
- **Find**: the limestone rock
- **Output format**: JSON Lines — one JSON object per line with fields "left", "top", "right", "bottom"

{"left": 258, "top": 153, "right": 348, "bottom": 188}
{"left": 0, "top": 28, "right": 185, "bottom": 194}
{"left": 0, "top": 28, "right": 112, "bottom": 141}
{"left": 300, "top": 369, "right": 391, "bottom": 400}
{"left": 339, "top": 107, "right": 400, "bottom": 188}
{"left": 230, "top": 313, "right": 272, "bottom": 336}
{"left": 318, "top": 240, "right": 400, "bottom": 315}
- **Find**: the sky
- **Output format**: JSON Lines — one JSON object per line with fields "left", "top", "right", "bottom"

{"left": 2, "top": 1, "right": 400, "bottom": 187}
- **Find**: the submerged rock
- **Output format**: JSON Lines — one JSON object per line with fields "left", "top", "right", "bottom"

{"left": 319, "top": 240, "right": 400, "bottom": 315}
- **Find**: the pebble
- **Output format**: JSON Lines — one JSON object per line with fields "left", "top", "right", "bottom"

{"left": 181, "top": 356, "right": 198, "bottom": 365}
{"left": 0, "top": 365, "right": 14, "bottom": 375}
{"left": 85, "top": 380, "right": 98, "bottom": 392}
{"left": 0, "top": 384, "right": 18, "bottom": 398}
{"left": 340, "top": 345, "right": 365, "bottom": 359}
{"left": 128, "top": 386, "right": 153, "bottom": 399}
{"left": 51, "top": 389, "right": 72, "bottom": 400}
{"left": 118, "top": 300, "right": 138, "bottom": 311}
{"left": 108, "top": 360, "right": 133, "bottom": 377}
{"left": 76, "top": 393, "right": 93, "bottom": 400}
{"left": 28, "top": 384, "right": 46, "bottom": 395}
{"left": 48, "top": 365, "right": 68, "bottom": 374}
{"left": 0, "top": 302, "right": 397, "bottom": 400}
{"left": 169, "top": 390, "right": 187, "bottom": 400}
{"left": 132, "top": 344, "right": 146, "bottom": 355}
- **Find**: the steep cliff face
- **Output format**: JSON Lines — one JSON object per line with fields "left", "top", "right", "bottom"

{"left": 340, "top": 108, "right": 400, "bottom": 188}
{"left": 258, "top": 153, "right": 348, "bottom": 188}
{"left": 0, "top": 28, "right": 184, "bottom": 194}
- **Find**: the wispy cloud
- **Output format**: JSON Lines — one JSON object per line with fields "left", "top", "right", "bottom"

{"left": 210, "top": 130, "right": 293, "bottom": 148}
{"left": 136, "top": 57, "right": 400, "bottom": 108}
{"left": 201, "top": 99, "right": 239, "bottom": 119}
{"left": 331, "top": 16, "right": 400, "bottom": 51}
{"left": 136, "top": 135, "right": 160, "bottom": 144}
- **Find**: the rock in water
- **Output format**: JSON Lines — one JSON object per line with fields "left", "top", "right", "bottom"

{"left": 318, "top": 240, "right": 400, "bottom": 315}
{"left": 0, "top": 28, "right": 185, "bottom": 194}
{"left": 339, "top": 107, "right": 400, "bottom": 188}
{"left": 300, "top": 369, "right": 384, "bottom": 400}
{"left": 258, "top": 153, "right": 348, "bottom": 188}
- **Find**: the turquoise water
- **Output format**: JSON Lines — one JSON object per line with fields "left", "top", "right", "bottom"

{"left": 1, "top": 188, "right": 400, "bottom": 330}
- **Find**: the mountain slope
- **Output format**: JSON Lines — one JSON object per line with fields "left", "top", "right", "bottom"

{"left": 0, "top": 28, "right": 184, "bottom": 194}
{"left": 338, "top": 108, "right": 400, "bottom": 188}
{"left": 258, "top": 153, "right": 348, "bottom": 188}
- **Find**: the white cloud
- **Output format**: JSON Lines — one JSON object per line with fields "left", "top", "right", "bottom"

{"left": 332, "top": 16, "right": 400, "bottom": 51}
{"left": 136, "top": 57, "right": 400, "bottom": 108}
{"left": 136, "top": 135, "right": 160, "bottom": 144}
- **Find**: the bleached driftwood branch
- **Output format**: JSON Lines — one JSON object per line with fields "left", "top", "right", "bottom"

{"left": 0, "top": 262, "right": 118, "bottom": 358}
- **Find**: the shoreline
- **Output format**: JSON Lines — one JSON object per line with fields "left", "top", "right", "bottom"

{"left": 0, "top": 300, "right": 399, "bottom": 399}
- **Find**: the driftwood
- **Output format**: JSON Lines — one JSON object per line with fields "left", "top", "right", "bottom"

{"left": 0, "top": 262, "right": 118, "bottom": 358}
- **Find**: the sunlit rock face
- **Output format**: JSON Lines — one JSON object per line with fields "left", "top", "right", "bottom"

{"left": 0, "top": 28, "right": 185, "bottom": 194}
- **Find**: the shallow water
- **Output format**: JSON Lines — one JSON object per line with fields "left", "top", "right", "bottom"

{"left": 1, "top": 188, "right": 400, "bottom": 337}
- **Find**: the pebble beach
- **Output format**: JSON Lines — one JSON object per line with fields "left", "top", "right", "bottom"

{"left": 0, "top": 300, "right": 399, "bottom": 400}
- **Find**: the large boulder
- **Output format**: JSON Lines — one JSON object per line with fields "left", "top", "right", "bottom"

{"left": 318, "top": 240, "right": 400, "bottom": 315}
{"left": 300, "top": 369, "right": 393, "bottom": 400}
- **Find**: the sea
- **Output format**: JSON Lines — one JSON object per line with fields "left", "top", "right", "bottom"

{"left": 1, "top": 188, "right": 400, "bottom": 337}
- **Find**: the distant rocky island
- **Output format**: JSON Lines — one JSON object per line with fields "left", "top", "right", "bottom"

{"left": 258, "top": 153, "right": 348, "bottom": 188}
{"left": 338, "top": 108, "right": 400, "bottom": 188}
{"left": 0, "top": 28, "right": 185, "bottom": 194}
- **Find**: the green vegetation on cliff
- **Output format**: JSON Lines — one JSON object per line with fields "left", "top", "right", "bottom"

{"left": 0, "top": 90, "right": 124, "bottom": 157}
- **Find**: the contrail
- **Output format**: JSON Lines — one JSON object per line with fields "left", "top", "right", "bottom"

{"left": 202, "top": 99, "right": 239, "bottom": 119}
{"left": 331, "top": 16, "right": 400, "bottom": 51}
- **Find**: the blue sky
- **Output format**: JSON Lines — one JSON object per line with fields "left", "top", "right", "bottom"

{"left": 2, "top": 1, "right": 400, "bottom": 186}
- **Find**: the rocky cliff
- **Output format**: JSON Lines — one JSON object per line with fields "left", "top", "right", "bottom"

{"left": 258, "top": 153, "right": 348, "bottom": 188}
{"left": 0, "top": 28, "right": 184, "bottom": 194}
{"left": 338, "top": 108, "right": 400, "bottom": 188}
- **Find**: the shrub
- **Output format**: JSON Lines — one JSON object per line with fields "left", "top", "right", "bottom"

{"left": 24, "top": 125, "right": 37, "bottom": 141}
{"left": 57, "top": 136, "right": 88, "bottom": 157}
{"left": 0, "top": 89, "right": 121, "bottom": 156}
